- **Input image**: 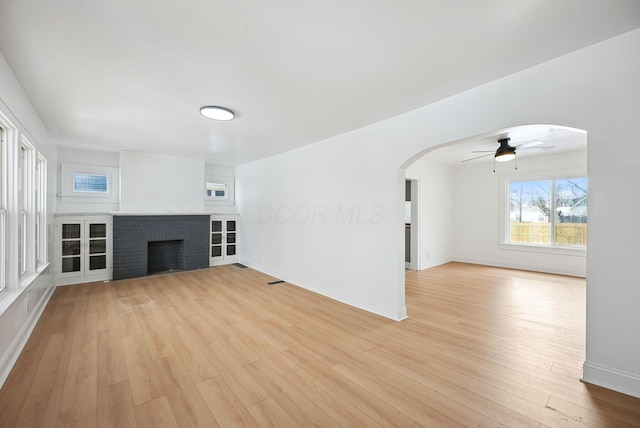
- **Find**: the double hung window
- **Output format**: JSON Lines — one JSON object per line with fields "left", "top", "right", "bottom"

{"left": 0, "top": 127, "right": 6, "bottom": 292}
{"left": 18, "top": 140, "right": 35, "bottom": 277}
{"left": 0, "top": 111, "right": 48, "bottom": 298}
{"left": 36, "top": 154, "right": 47, "bottom": 267}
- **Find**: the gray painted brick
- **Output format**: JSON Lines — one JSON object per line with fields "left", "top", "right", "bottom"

{"left": 113, "top": 215, "right": 209, "bottom": 280}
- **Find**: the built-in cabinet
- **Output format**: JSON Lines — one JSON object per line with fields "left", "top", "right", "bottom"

{"left": 210, "top": 215, "right": 238, "bottom": 266}
{"left": 54, "top": 215, "right": 112, "bottom": 285}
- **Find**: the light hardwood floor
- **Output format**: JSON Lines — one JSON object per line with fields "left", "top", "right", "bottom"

{"left": 1, "top": 262, "right": 639, "bottom": 427}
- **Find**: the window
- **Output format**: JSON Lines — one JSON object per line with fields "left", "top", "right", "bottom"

{"left": 73, "top": 173, "right": 108, "bottom": 193}
{"left": 0, "top": 112, "right": 46, "bottom": 295}
{"left": 36, "top": 154, "right": 47, "bottom": 267}
{"left": 18, "top": 144, "right": 27, "bottom": 276}
{"left": 18, "top": 138, "right": 35, "bottom": 277}
{"left": 206, "top": 182, "right": 227, "bottom": 198}
{"left": 507, "top": 176, "right": 587, "bottom": 248}
{"left": 60, "top": 163, "right": 118, "bottom": 202}
{"left": 204, "top": 176, "right": 234, "bottom": 205}
{"left": 0, "top": 126, "right": 6, "bottom": 292}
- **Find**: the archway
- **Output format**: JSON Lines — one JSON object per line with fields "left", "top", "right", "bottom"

{"left": 400, "top": 124, "right": 587, "bottom": 279}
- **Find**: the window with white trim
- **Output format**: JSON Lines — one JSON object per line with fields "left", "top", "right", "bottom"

{"left": 206, "top": 182, "right": 227, "bottom": 198}
{"left": 36, "top": 154, "right": 47, "bottom": 267}
{"left": 204, "top": 176, "right": 234, "bottom": 205}
{"left": 18, "top": 144, "right": 27, "bottom": 276}
{"left": 506, "top": 176, "right": 587, "bottom": 248}
{"left": 18, "top": 138, "right": 35, "bottom": 277}
{"left": 60, "top": 163, "right": 118, "bottom": 203}
{"left": 0, "top": 126, "right": 6, "bottom": 292}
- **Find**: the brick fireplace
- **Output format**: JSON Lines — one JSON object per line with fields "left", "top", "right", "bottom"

{"left": 112, "top": 215, "right": 209, "bottom": 280}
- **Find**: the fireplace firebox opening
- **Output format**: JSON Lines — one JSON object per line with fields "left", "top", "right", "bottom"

{"left": 147, "top": 240, "right": 185, "bottom": 275}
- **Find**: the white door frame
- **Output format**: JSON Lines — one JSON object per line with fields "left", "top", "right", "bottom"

{"left": 405, "top": 176, "right": 420, "bottom": 270}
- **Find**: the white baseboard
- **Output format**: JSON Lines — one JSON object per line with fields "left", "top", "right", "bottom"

{"left": 238, "top": 258, "right": 408, "bottom": 321}
{"left": 418, "top": 257, "right": 453, "bottom": 271}
{"left": 453, "top": 257, "right": 586, "bottom": 277}
{"left": 0, "top": 285, "right": 55, "bottom": 388}
{"left": 582, "top": 361, "right": 640, "bottom": 399}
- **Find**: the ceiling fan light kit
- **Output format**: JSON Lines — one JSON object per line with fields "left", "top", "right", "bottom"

{"left": 493, "top": 138, "right": 517, "bottom": 172}
{"left": 494, "top": 138, "right": 516, "bottom": 161}
{"left": 495, "top": 152, "right": 516, "bottom": 162}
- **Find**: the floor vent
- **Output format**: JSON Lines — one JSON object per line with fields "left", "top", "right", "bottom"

{"left": 267, "top": 280, "right": 285, "bottom": 285}
{"left": 232, "top": 263, "right": 248, "bottom": 268}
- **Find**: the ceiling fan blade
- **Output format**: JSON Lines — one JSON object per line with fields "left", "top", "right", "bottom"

{"left": 471, "top": 150, "right": 495, "bottom": 153}
{"left": 515, "top": 140, "right": 545, "bottom": 149}
{"left": 519, "top": 145, "right": 555, "bottom": 152}
{"left": 461, "top": 152, "right": 494, "bottom": 163}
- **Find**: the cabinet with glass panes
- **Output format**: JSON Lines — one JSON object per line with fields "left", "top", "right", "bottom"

{"left": 210, "top": 215, "right": 238, "bottom": 266}
{"left": 54, "top": 215, "right": 112, "bottom": 285}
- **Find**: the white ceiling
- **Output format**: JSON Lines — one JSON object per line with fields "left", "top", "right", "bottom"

{"left": 0, "top": 1, "right": 639, "bottom": 165}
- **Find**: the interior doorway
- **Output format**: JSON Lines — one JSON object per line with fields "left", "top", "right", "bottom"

{"left": 400, "top": 124, "right": 587, "bottom": 281}
{"left": 405, "top": 178, "right": 419, "bottom": 270}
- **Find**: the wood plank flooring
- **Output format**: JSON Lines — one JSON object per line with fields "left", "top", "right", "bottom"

{"left": 1, "top": 262, "right": 639, "bottom": 427}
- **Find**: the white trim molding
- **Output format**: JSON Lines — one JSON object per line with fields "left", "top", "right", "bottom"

{"left": 0, "top": 283, "right": 55, "bottom": 388}
{"left": 418, "top": 257, "right": 453, "bottom": 271}
{"left": 582, "top": 361, "right": 640, "bottom": 399}
{"left": 453, "top": 257, "right": 586, "bottom": 278}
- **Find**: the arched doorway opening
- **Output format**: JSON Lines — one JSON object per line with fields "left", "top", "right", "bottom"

{"left": 400, "top": 123, "right": 587, "bottom": 279}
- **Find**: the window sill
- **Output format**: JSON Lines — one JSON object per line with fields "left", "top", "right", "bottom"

{"left": 499, "top": 243, "right": 586, "bottom": 257}
{"left": 0, "top": 263, "right": 51, "bottom": 317}
{"left": 20, "top": 262, "right": 51, "bottom": 288}
{"left": 0, "top": 288, "right": 22, "bottom": 317}
{"left": 204, "top": 199, "right": 235, "bottom": 206}
{"left": 59, "top": 195, "right": 119, "bottom": 204}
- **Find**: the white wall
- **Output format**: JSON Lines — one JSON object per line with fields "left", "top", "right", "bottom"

{"left": 406, "top": 158, "right": 453, "bottom": 269}
{"left": 237, "top": 145, "right": 401, "bottom": 319}
{"left": 452, "top": 149, "right": 587, "bottom": 276}
{"left": 0, "top": 51, "right": 56, "bottom": 386}
{"left": 237, "top": 29, "right": 640, "bottom": 397}
{"left": 119, "top": 151, "right": 205, "bottom": 213}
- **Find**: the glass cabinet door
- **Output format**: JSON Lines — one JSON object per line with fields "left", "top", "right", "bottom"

{"left": 210, "top": 216, "right": 239, "bottom": 266}
{"left": 61, "top": 223, "right": 82, "bottom": 273}
{"left": 88, "top": 222, "right": 107, "bottom": 271}
{"left": 56, "top": 216, "right": 111, "bottom": 285}
{"left": 211, "top": 220, "right": 223, "bottom": 258}
{"left": 226, "top": 220, "right": 236, "bottom": 256}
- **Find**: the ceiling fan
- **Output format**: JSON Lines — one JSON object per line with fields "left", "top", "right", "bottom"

{"left": 461, "top": 137, "right": 555, "bottom": 163}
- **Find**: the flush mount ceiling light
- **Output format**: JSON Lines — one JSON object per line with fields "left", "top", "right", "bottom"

{"left": 200, "top": 106, "right": 235, "bottom": 121}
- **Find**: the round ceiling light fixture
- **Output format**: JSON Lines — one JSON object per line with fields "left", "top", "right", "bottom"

{"left": 200, "top": 106, "right": 235, "bottom": 121}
